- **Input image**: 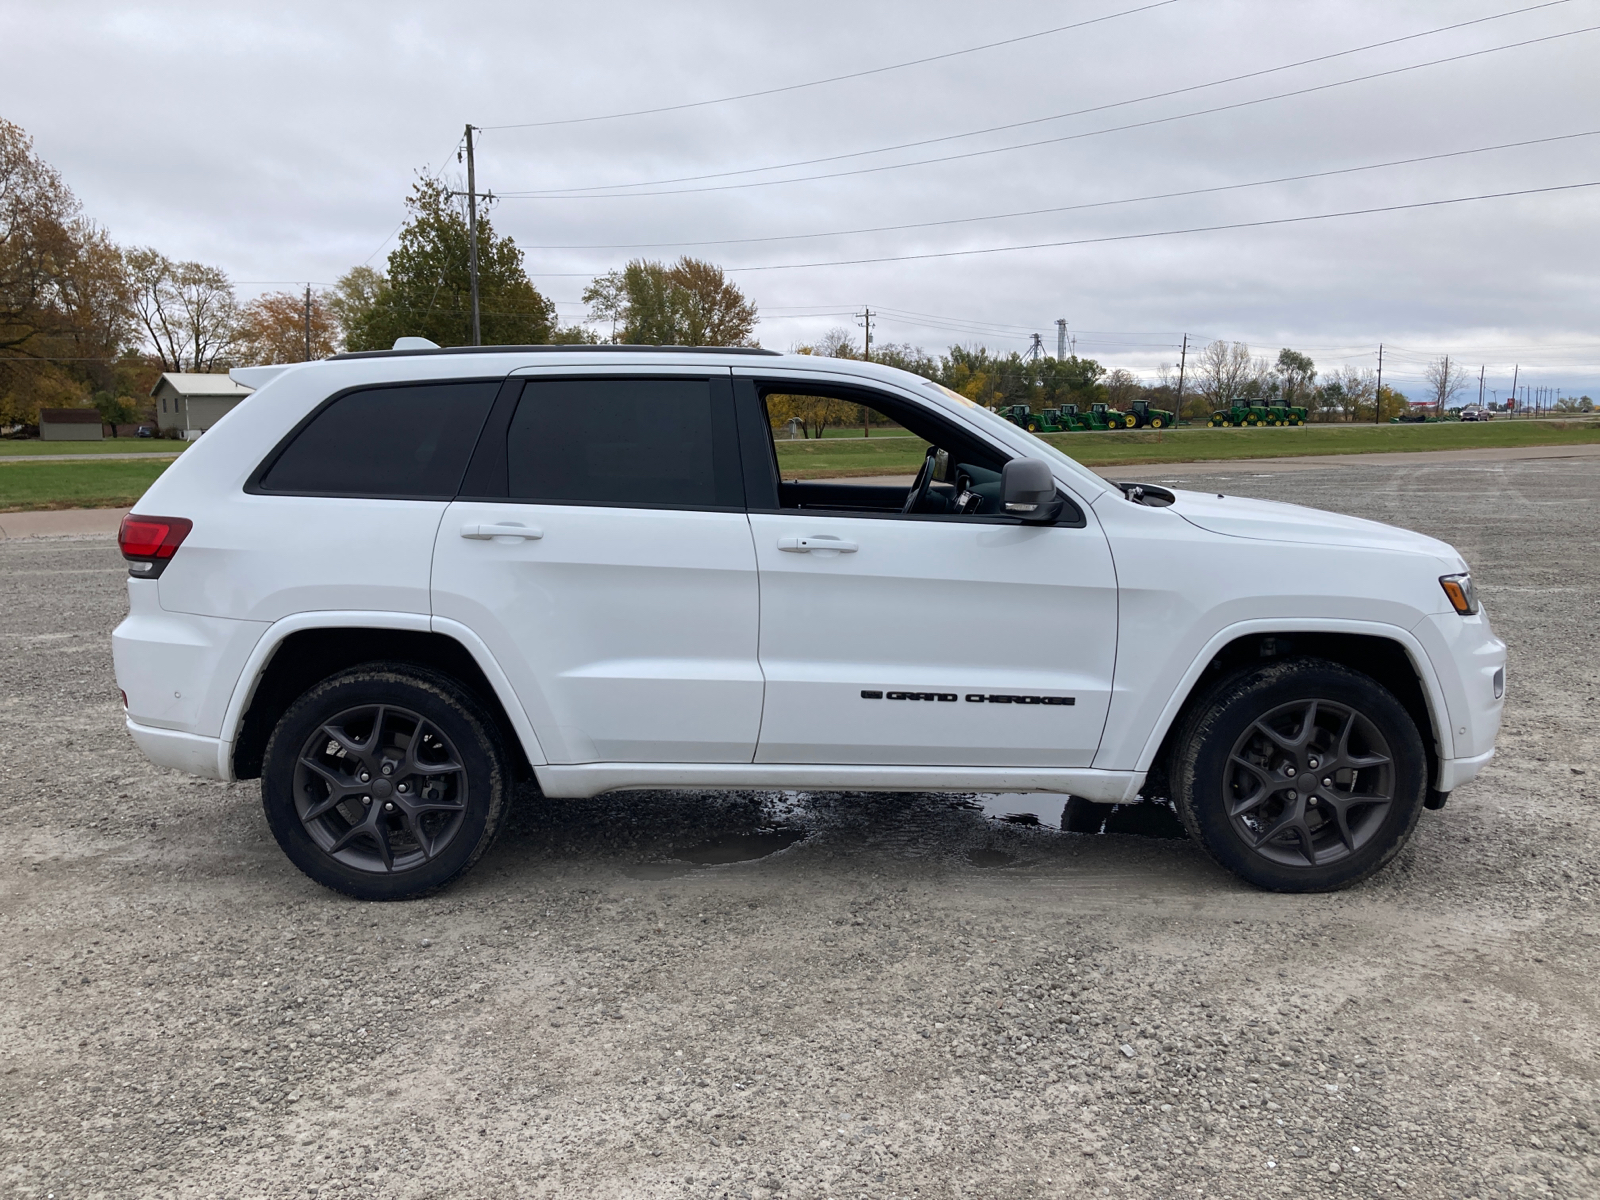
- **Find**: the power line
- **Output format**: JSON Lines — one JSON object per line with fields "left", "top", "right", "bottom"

{"left": 507, "top": 130, "right": 1600, "bottom": 250}
{"left": 502, "top": 15, "right": 1596, "bottom": 199}
{"left": 519, "top": 181, "right": 1600, "bottom": 276}
{"left": 479, "top": 0, "right": 1183, "bottom": 130}
{"left": 713, "top": 180, "right": 1600, "bottom": 274}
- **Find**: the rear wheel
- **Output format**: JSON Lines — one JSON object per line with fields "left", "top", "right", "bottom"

{"left": 1172, "top": 659, "right": 1426, "bottom": 892}
{"left": 261, "top": 665, "right": 511, "bottom": 900}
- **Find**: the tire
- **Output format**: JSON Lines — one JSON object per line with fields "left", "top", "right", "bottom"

{"left": 1150, "top": 417, "right": 1165, "bottom": 429}
{"left": 261, "top": 664, "right": 512, "bottom": 900}
{"left": 1171, "top": 658, "right": 1426, "bottom": 892}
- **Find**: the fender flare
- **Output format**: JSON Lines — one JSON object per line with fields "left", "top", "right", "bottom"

{"left": 213, "top": 610, "right": 547, "bottom": 781}
{"left": 1130, "top": 617, "right": 1454, "bottom": 779}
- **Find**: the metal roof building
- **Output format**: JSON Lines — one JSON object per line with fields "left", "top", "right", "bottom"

{"left": 150, "top": 373, "right": 254, "bottom": 438}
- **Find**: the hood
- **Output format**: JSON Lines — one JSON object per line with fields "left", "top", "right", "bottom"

{"left": 1170, "top": 489, "right": 1458, "bottom": 558}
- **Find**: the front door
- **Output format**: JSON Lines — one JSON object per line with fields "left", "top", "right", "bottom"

{"left": 743, "top": 375, "right": 1119, "bottom": 766}
{"left": 432, "top": 370, "right": 762, "bottom": 764}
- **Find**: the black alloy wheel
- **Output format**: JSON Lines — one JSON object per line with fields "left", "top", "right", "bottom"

{"left": 262, "top": 665, "right": 510, "bottom": 900}
{"left": 1172, "top": 658, "right": 1426, "bottom": 892}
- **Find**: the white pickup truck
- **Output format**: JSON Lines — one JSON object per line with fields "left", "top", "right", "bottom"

{"left": 112, "top": 344, "right": 1505, "bottom": 899}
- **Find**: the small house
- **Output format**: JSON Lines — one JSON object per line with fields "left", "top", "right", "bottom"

{"left": 38, "top": 408, "right": 104, "bottom": 441}
{"left": 151, "top": 373, "right": 254, "bottom": 438}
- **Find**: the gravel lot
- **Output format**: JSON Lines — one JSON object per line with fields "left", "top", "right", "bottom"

{"left": 3, "top": 454, "right": 1597, "bottom": 1200}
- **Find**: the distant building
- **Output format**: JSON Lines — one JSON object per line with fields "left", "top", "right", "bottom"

{"left": 150, "top": 373, "right": 253, "bottom": 438}
{"left": 39, "top": 408, "right": 104, "bottom": 442}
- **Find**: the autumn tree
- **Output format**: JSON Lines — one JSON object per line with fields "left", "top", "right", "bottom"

{"left": 236, "top": 289, "right": 340, "bottom": 364}
{"left": 586, "top": 257, "right": 757, "bottom": 346}
{"left": 0, "top": 117, "right": 145, "bottom": 427}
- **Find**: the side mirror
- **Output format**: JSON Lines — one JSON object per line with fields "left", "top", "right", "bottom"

{"left": 1001, "top": 458, "right": 1063, "bottom": 524}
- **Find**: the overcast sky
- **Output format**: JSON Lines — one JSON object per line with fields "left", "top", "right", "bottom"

{"left": 5, "top": 0, "right": 1598, "bottom": 399}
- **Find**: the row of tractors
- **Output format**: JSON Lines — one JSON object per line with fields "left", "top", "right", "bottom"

{"left": 998, "top": 399, "right": 1310, "bottom": 433}
{"left": 997, "top": 399, "right": 1179, "bottom": 432}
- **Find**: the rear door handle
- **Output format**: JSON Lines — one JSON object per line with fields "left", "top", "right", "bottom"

{"left": 777, "top": 536, "right": 858, "bottom": 553}
{"left": 461, "top": 523, "right": 544, "bottom": 541}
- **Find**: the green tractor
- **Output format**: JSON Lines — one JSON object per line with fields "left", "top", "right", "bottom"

{"left": 1127, "top": 399, "right": 1178, "bottom": 429}
{"left": 1083, "top": 403, "right": 1115, "bottom": 431}
{"left": 1054, "top": 403, "right": 1092, "bottom": 431}
{"left": 997, "top": 404, "right": 1033, "bottom": 429}
{"left": 1034, "top": 408, "right": 1068, "bottom": 433}
{"left": 1210, "top": 401, "right": 1268, "bottom": 427}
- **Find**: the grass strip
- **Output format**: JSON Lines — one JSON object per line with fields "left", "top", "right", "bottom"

{"left": 0, "top": 458, "right": 172, "bottom": 512}
{"left": 774, "top": 418, "right": 1600, "bottom": 478}
{"left": 0, "top": 440, "right": 185, "bottom": 457}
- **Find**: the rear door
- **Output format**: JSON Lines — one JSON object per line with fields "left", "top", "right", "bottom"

{"left": 431, "top": 369, "right": 763, "bottom": 764}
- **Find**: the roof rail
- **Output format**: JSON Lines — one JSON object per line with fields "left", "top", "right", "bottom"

{"left": 331, "top": 343, "right": 781, "bottom": 361}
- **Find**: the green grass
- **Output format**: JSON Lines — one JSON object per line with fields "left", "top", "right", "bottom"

{"left": 0, "top": 439, "right": 184, "bottom": 457}
{"left": 774, "top": 417, "right": 1600, "bottom": 478}
{"left": 0, "top": 458, "right": 173, "bottom": 511}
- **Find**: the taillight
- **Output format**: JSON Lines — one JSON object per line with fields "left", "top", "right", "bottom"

{"left": 119, "top": 514, "right": 193, "bottom": 579}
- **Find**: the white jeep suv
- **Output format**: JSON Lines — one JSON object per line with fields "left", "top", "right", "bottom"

{"left": 112, "top": 344, "right": 1505, "bottom": 899}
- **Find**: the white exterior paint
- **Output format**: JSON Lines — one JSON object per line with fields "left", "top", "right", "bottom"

{"left": 112, "top": 348, "right": 1506, "bottom": 804}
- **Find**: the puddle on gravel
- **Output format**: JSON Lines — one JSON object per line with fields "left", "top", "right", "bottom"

{"left": 962, "top": 793, "right": 1187, "bottom": 840}
{"left": 966, "top": 848, "right": 1019, "bottom": 869}
{"left": 623, "top": 827, "right": 806, "bottom": 879}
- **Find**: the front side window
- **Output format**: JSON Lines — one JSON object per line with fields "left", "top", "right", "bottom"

{"left": 256, "top": 381, "right": 499, "bottom": 498}
{"left": 507, "top": 378, "right": 723, "bottom": 507}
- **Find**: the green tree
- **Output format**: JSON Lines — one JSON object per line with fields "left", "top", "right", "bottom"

{"left": 1276, "top": 348, "right": 1316, "bottom": 406}
{"left": 594, "top": 257, "right": 758, "bottom": 346}
{"left": 342, "top": 178, "right": 555, "bottom": 351}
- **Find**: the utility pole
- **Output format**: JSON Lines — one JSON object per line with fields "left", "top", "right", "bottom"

{"left": 1477, "top": 365, "right": 1485, "bottom": 408}
{"left": 465, "top": 123, "right": 482, "bottom": 346}
{"left": 1509, "top": 363, "right": 1518, "bottom": 416}
{"left": 303, "top": 284, "right": 312, "bottom": 361}
{"left": 1441, "top": 355, "right": 1449, "bottom": 418}
{"left": 1056, "top": 318, "right": 1067, "bottom": 360}
{"left": 857, "top": 307, "right": 873, "bottom": 437}
{"left": 1175, "top": 334, "right": 1188, "bottom": 416}
{"left": 1374, "top": 343, "right": 1384, "bottom": 425}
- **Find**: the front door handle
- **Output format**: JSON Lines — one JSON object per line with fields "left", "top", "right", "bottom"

{"left": 461, "top": 523, "right": 544, "bottom": 541}
{"left": 777, "top": 536, "right": 858, "bottom": 553}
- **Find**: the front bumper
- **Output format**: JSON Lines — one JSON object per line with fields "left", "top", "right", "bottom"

{"left": 1412, "top": 607, "right": 1506, "bottom": 790}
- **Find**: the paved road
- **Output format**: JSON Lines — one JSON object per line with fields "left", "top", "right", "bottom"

{"left": 1, "top": 455, "right": 1597, "bottom": 1199}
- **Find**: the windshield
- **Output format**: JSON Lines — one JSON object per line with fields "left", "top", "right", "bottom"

{"left": 922, "top": 380, "right": 1109, "bottom": 494}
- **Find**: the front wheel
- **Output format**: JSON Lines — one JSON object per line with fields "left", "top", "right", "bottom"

{"left": 261, "top": 665, "right": 511, "bottom": 900}
{"left": 1172, "top": 659, "right": 1426, "bottom": 892}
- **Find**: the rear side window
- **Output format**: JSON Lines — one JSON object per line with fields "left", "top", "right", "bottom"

{"left": 507, "top": 378, "right": 732, "bottom": 507}
{"left": 256, "top": 381, "right": 499, "bottom": 498}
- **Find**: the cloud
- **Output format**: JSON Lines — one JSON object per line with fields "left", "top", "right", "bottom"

{"left": 6, "top": 0, "right": 1597, "bottom": 396}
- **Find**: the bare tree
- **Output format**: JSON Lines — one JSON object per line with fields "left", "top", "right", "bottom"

{"left": 1104, "top": 368, "right": 1140, "bottom": 407}
{"left": 1324, "top": 366, "right": 1376, "bottom": 421}
{"left": 125, "top": 249, "right": 239, "bottom": 370}
{"left": 1423, "top": 356, "right": 1469, "bottom": 413}
{"left": 1193, "top": 340, "right": 1255, "bottom": 408}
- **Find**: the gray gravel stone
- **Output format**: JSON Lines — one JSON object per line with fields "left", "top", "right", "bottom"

{"left": 2, "top": 454, "right": 1599, "bottom": 1198}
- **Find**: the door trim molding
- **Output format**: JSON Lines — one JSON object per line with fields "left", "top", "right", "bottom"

{"left": 534, "top": 762, "right": 1141, "bottom": 802}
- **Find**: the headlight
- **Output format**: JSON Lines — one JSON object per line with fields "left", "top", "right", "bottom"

{"left": 1439, "top": 572, "right": 1479, "bottom": 616}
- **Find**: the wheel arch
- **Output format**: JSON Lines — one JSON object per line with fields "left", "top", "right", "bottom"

{"left": 1134, "top": 624, "right": 1449, "bottom": 800}
{"left": 223, "top": 614, "right": 544, "bottom": 782}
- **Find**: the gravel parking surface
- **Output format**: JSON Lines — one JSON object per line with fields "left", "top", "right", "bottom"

{"left": 2, "top": 456, "right": 1597, "bottom": 1200}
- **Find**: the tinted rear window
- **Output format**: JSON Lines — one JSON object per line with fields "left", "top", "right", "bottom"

{"left": 257, "top": 382, "right": 498, "bottom": 498}
{"left": 507, "top": 378, "right": 719, "bottom": 506}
